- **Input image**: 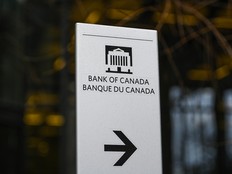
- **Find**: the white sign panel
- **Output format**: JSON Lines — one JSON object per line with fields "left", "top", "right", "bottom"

{"left": 76, "top": 23, "right": 162, "bottom": 174}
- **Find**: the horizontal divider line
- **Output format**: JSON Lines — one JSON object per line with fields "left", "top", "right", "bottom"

{"left": 82, "top": 34, "right": 153, "bottom": 42}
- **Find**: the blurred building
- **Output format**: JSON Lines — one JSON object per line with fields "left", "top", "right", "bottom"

{"left": 0, "top": 0, "right": 232, "bottom": 174}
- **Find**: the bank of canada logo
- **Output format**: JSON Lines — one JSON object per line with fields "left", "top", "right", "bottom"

{"left": 105, "top": 45, "right": 133, "bottom": 74}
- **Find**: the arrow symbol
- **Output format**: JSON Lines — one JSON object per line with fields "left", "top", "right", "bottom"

{"left": 104, "top": 130, "right": 137, "bottom": 166}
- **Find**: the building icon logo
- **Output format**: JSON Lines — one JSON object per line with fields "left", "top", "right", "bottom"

{"left": 105, "top": 45, "right": 133, "bottom": 74}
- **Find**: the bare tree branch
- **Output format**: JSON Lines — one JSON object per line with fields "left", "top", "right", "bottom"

{"left": 176, "top": 1, "right": 232, "bottom": 57}
{"left": 155, "top": 0, "right": 172, "bottom": 31}
{"left": 116, "top": 6, "right": 157, "bottom": 26}
{"left": 159, "top": 34, "right": 185, "bottom": 88}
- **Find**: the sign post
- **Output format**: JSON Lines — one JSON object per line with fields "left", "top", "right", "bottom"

{"left": 76, "top": 23, "right": 162, "bottom": 174}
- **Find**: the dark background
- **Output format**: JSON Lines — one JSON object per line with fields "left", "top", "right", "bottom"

{"left": 0, "top": 0, "right": 232, "bottom": 174}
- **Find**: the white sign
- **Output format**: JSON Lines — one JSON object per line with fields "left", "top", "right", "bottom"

{"left": 76, "top": 23, "right": 162, "bottom": 174}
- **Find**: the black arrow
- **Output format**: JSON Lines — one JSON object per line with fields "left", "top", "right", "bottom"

{"left": 104, "top": 130, "right": 137, "bottom": 166}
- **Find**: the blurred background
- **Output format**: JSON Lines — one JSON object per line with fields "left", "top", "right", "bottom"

{"left": 0, "top": 0, "right": 232, "bottom": 174}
